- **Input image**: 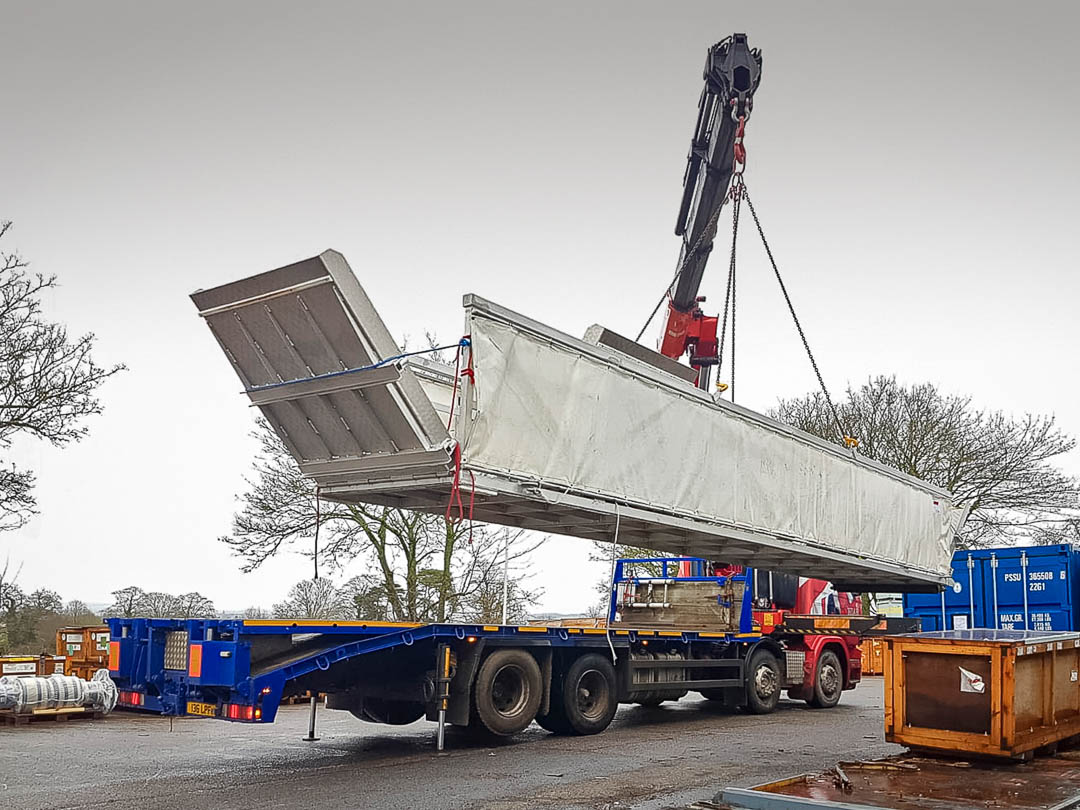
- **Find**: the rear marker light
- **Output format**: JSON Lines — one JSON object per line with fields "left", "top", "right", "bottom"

{"left": 225, "top": 703, "right": 256, "bottom": 721}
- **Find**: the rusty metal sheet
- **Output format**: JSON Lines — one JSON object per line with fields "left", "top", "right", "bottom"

{"left": 725, "top": 754, "right": 1080, "bottom": 809}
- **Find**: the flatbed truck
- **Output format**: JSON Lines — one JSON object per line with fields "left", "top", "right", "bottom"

{"left": 107, "top": 558, "right": 910, "bottom": 742}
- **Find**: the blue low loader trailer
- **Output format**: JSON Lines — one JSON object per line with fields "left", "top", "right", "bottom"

{"left": 904, "top": 543, "right": 1080, "bottom": 633}
{"left": 107, "top": 558, "right": 911, "bottom": 743}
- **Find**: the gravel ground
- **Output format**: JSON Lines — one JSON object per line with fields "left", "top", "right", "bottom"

{"left": 0, "top": 676, "right": 901, "bottom": 810}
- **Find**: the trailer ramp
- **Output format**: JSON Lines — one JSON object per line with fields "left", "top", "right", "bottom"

{"left": 192, "top": 251, "right": 966, "bottom": 591}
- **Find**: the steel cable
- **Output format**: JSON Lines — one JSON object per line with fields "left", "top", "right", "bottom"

{"left": 740, "top": 184, "right": 847, "bottom": 444}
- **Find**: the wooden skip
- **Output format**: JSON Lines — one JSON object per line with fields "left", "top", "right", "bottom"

{"left": 884, "top": 630, "right": 1080, "bottom": 758}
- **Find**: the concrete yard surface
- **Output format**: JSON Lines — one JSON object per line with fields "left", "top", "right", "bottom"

{"left": 0, "top": 677, "right": 900, "bottom": 810}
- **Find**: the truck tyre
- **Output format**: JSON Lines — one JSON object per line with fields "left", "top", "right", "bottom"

{"left": 535, "top": 670, "right": 571, "bottom": 734}
{"left": 807, "top": 649, "right": 843, "bottom": 709}
{"left": 350, "top": 698, "right": 426, "bottom": 725}
{"left": 535, "top": 700, "right": 571, "bottom": 734}
{"left": 535, "top": 672, "right": 571, "bottom": 734}
{"left": 699, "top": 687, "right": 739, "bottom": 711}
{"left": 471, "top": 649, "right": 543, "bottom": 736}
{"left": 745, "top": 648, "right": 781, "bottom": 715}
{"left": 560, "top": 654, "right": 618, "bottom": 735}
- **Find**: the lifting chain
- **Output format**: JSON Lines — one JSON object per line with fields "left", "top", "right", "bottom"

{"left": 635, "top": 185, "right": 733, "bottom": 342}
{"left": 739, "top": 184, "right": 856, "bottom": 449}
{"left": 716, "top": 173, "right": 744, "bottom": 400}
{"left": 637, "top": 104, "right": 856, "bottom": 450}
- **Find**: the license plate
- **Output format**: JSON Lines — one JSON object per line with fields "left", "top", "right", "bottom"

{"left": 186, "top": 701, "right": 217, "bottom": 717}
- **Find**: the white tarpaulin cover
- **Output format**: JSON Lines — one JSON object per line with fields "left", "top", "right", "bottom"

{"left": 193, "top": 251, "right": 966, "bottom": 591}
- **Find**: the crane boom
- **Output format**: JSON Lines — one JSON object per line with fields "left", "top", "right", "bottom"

{"left": 659, "top": 34, "right": 762, "bottom": 373}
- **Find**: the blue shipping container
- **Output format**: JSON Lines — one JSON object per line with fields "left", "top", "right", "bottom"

{"left": 903, "top": 544, "right": 1080, "bottom": 632}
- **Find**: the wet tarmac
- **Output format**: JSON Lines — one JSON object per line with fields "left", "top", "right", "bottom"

{"left": 0, "top": 678, "right": 900, "bottom": 810}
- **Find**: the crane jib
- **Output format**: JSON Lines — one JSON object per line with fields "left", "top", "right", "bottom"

{"left": 672, "top": 33, "right": 761, "bottom": 315}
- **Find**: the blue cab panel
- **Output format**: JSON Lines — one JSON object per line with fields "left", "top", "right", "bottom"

{"left": 904, "top": 544, "right": 1078, "bottom": 632}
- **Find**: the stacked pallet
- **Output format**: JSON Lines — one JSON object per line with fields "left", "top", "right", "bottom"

{"left": 1, "top": 706, "right": 102, "bottom": 726}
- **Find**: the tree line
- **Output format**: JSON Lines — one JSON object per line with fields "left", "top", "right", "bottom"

{"left": 0, "top": 558, "right": 101, "bottom": 655}
{"left": 221, "top": 419, "right": 544, "bottom": 625}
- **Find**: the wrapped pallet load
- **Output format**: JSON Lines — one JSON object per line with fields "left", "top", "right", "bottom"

{"left": 0, "top": 669, "right": 118, "bottom": 715}
{"left": 192, "top": 251, "right": 967, "bottom": 592}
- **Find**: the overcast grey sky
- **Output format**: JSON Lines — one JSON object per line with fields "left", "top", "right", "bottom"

{"left": 3, "top": 1, "right": 1077, "bottom": 613}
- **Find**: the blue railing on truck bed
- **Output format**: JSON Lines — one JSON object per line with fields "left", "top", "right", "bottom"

{"left": 610, "top": 557, "right": 753, "bottom": 631}
{"left": 107, "top": 615, "right": 760, "bottom": 722}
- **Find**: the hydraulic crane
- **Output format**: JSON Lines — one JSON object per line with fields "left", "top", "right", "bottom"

{"left": 658, "top": 33, "right": 761, "bottom": 388}
{"left": 657, "top": 36, "right": 866, "bottom": 623}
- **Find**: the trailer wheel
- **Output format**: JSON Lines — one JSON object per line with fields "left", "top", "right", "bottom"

{"left": 745, "top": 648, "right": 781, "bottom": 715}
{"left": 634, "top": 696, "right": 664, "bottom": 707}
{"left": 634, "top": 689, "right": 686, "bottom": 707}
{"left": 535, "top": 674, "right": 571, "bottom": 735}
{"left": 560, "top": 654, "right": 618, "bottom": 735}
{"left": 807, "top": 650, "right": 843, "bottom": 709}
{"left": 699, "top": 688, "right": 739, "bottom": 710}
{"left": 471, "top": 649, "right": 542, "bottom": 736}
{"left": 350, "top": 698, "right": 426, "bottom": 725}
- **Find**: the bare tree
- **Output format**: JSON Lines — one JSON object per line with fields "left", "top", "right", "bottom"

{"left": 0, "top": 221, "right": 125, "bottom": 530}
{"left": 27, "top": 588, "right": 62, "bottom": 613}
{"left": 339, "top": 576, "right": 396, "bottom": 621}
{"left": 173, "top": 592, "right": 216, "bottom": 619}
{"left": 242, "top": 606, "right": 270, "bottom": 620}
{"left": 223, "top": 419, "right": 544, "bottom": 623}
{"left": 105, "top": 586, "right": 145, "bottom": 618}
{"left": 62, "top": 599, "right": 99, "bottom": 624}
{"left": 273, "top": 578, "right": 349, "bottom": 620}
{"left": 139, "top": 592, "right": 179, "bottom": 617}
{"left": 773, "top": 376, "right": 1080, "bottom": 547}
{"left": 0, "top": 555, "right": 22, "bottom": 613}
{"left": 1028, "top": 519, "right": 1080, "bottom": 547}
{"left": 456, "top": 567, "right": 541, "bottom": 625}
{"left": 0, "top": 560, "right": 68, "bottom": 653}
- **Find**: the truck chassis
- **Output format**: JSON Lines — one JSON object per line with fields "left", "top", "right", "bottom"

{"left": 107, "top": 606, "right": 899, "bottom": 742}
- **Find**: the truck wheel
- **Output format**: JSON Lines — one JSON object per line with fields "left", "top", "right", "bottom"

{"left": 471, "top": 649, "right": 542, "bottom": 736}
{"left": 634, "top": 696, "right": 664, "bottom": 707}
{"left": 560, "top": 654, "right": 618, "bottom": 735}
{"left": 807, "top": 650, "right": 843, "bottom": 709}
{"left": 745, "top": 648, "right": 781, "bottom": 715}
{"left": 535, "top": 700, "right": 571, "bottom": 734}
{"left": 535, "top": 672, "right": 571, "bottom": 734}
{"left": 349, "top": 698, "right": 426, "bottom": 725}
{"left": 699, "top": 688, "right": 739, "bottom": 710}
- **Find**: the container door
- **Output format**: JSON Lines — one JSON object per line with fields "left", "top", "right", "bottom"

{"left": 903, "top": 552, "right": 979, "bottom": 629}
{"left": 982, "top": 545, "right": 1074, "bottom": 632}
